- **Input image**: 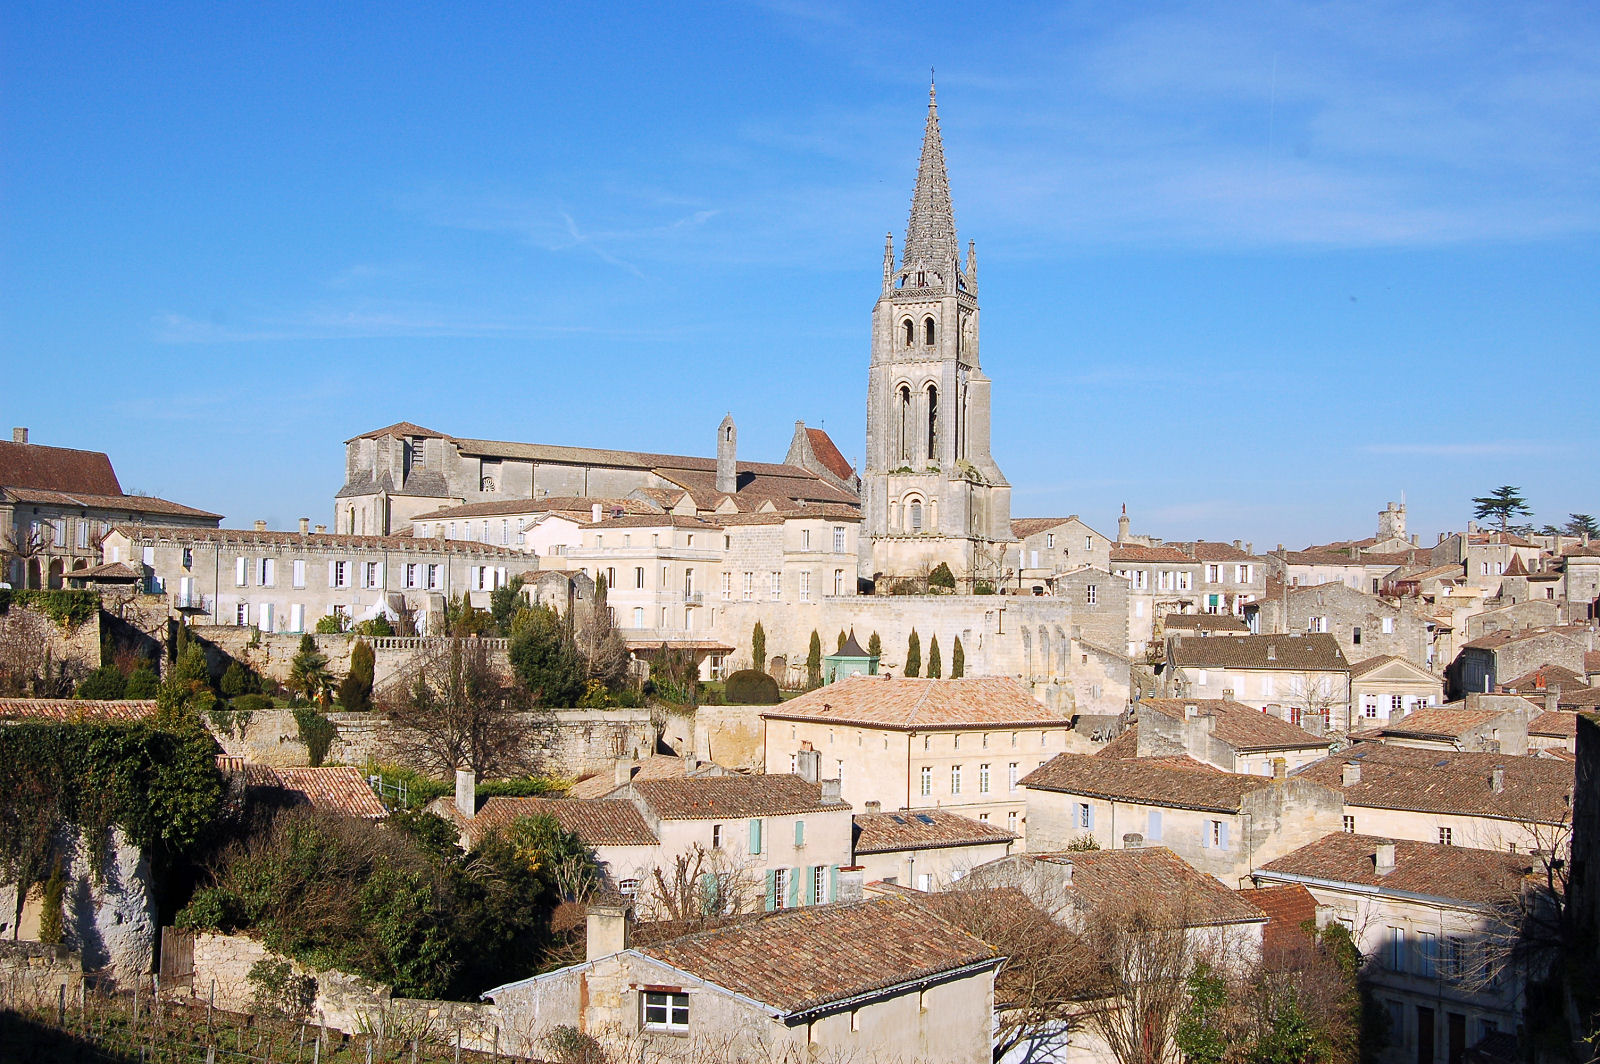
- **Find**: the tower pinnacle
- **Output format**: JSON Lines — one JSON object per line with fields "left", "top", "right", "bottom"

{"left": 902, "top": 78, "right": 957, "bottom": 269}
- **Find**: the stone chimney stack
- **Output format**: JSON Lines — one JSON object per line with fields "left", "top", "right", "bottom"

{"left": 821, "top": 779, "right": 842, "bottom": 802}
{"left": 1272, "top": 758, "right": 1287, "bottom": 779}
{"left": 314, "top": 524, "right": 326, "bottom": 534}
{"left": 836, "top": 866, "right": 866, "bottom": 904}
{"left": 454, "top": 767, "right": 476, "bottom": 819}
{"left": 254, "top": 519, "right": 267, "bottom": 532}
{"left": 1342, "top": 763, "right": 1362, "bottom": 786}
{"left": 717, "top": 413, "right": 738, "bottom": 496}
{"left": 586, "top": 902, "right": 632, "bottom": 961}
{"left": 865, "top": 800, "right": 882, "bottom": 814}
{"left": 796, "top": 747, "right": 821, "bottom": 783}
{"left": 614, "top": 759, "right": 637, "bottom": 788}
{"left": 299, "top": 517, "right": 310, "bottom": 534}
{"left": 1375, "top": 840, "right": 1396, "bottom": 875}
{"left": 1492, "top": 765, "right": 1505, "bottom": 794}
{"left": 591, "top": 503, "right": 602, "bottom": 524}
{"left": 11, "top": 427, "right": 27, "bottom": 444}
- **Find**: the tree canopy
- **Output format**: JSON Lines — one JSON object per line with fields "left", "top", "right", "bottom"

{"left": 1472, "top": 486, "right": 1532, "bottom": 533}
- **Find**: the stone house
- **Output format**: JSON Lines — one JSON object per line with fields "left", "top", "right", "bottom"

{"left": 1465, "top": 599, "right": 1564, "bottom": 641}
{"left": 1178, "top": 540, "right": 1268, "bottom": 615}
{"left": 1127, "top": 698, "right": 1331, "bottom": 775}
{"left": 408, "top": 497, "right": 654, "bottom": 555}
{"left": 1, "top": 427, "right": 220, "bottom": 589}
{"left": 1164, "top": 633, "right": 1353, "bottom": 733}
{"left": 1019, "top": 753, "right": 1344, "bottom": 885}
{"left": 1008, "top": 516, "right": 1113, "bottom": 595}
{"left": 1160, "top": 612, "right": 1250, "bottom": 638}
{"left": 1361, "top": 701, "right": 1532, "bottom": 755}
{"left": 482, "top": 896, "right": 1002, "bottom": 1063}
{"left": 1246, "top": 581, "right": 1434, "bottom": 670}
{"left": 1349, "top": 655, "right": 1446, "bottom": 726}
{"left": 1293, "top": 745, "right": 1573, "bottom": 853}
{"left": 763, "top": 676, "right": 1079, "bottom": 843}
{"left": 851, "top": 807, "right": 1016, "bottom": 891}
{"left": 101, "top": 524, "right": 527, "bottom": 635}
{"left": 1110, "top": 544, "right": 1202, "bottom": 654}
{"left": 1560, "top": 543, "right": 1600, "bottom": 619}
{"left": 1453, "top": 626, "right": 1594, "bottom": 697}
{"left": 1253, "top": 833, "right": 1540, "bottom": 1064}
{"left": 1431, "top": 530, "right": 1544, "bottom": 597}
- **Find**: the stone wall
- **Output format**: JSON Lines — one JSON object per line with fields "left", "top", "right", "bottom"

{"left": 0, "top": 941, "right": 82, "bottom": 1008}
{"left": 190, "top": 628, "right": 512, "bottom": 689}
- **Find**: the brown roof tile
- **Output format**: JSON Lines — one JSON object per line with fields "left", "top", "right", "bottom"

{"left": 5, "top": 486, "right": 222, "bottom": 519}
{"left": 1011, "top": 516, "right": 1094, "bottom": 539}
{"left": 1022, "top": 753, "right": 1283, "bottom": 813}
{"left": 638, "top": 895, "right": 997, "bottom": 1015}
{"left": 1022, "top": 847, "right": 1268, "bottom": 926}
{"left": 1110, "top": 545, "right": 1195, "bottom": 563}
{"left": 764, "top": 676, "right": 1068, "bottom": 731}
{"left": 1239, "top": 884, "right": 1318, "bottom": 953}
{"left": 1257, "top": 833, "right": 1535, "bottom": 905}
{"left": 0, "top": 698, "right": 156, "bottom": 723}
{"left": 411, "top": 497, "right": 657, "bottom": 521}
{"left": 0, "top": 439, "right": 122, "bottom": 495}
{"left": 1162, "top": 613, "right": 1251, "bottom": 633}
{"left": 1170, "top": 634, "right": 1349, "bottom": 671}
{"left": 240, "top": 765, "right": 388, "bottom": 819}
{"left": 631, "top": 774, "right": 850, "bottom": 820}
{"left": 1187, "top": 542, "right": 1260, "bottom": 562}
{"left": 1380, "top": 707, "right": 1503, "bottom": 741}
{"left": 567, "top": 755, "right": 706, "bottom": 800}
{"left": 1529, "top": 711, "right": 1578, "bottom": 739}
{"left": 112, "top": 525, "right": 526, "bottom": 557}
{"left": 1293, "top": 746, "right": 1572, "bottom": 824}
{"left": 1138, "top": 699, "right": 1329, "bottom": 752}
{"left": 852, "top": 809, "right": 1016, "bottom": 855}
{"left": 805, "top": 427, "right": 854, "bottom": 482}
{"left": 1094, "top": 726, "right": 1141, "bottom": 759}
{"left": 347, "top": 421, "right": 447, "bottom": 442}
{"left": 440, "top": 796, "right": 659, "bottom": 848}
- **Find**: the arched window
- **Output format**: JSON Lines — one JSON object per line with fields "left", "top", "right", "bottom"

{"left": 897, "top": 385, "right": 912, "bottom": 461}
{"left": 924, "top": 317, "right": 936, "bottom": 345}
{"left": 910, "top": 501, "right": 923, "bottom": 532}
{"left": 926, "top": 384, "right": 938, "bottom": 460}
{"left": 1038, "top": 626, "right": 1051, "bottom": 678}
{"left": 903, "top": 319, "right": 914, "bottom": 346}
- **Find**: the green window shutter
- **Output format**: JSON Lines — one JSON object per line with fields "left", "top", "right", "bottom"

{"left": 788, "top": 867, "right": 801, "bottom": 909}
{"left": 699, "top": 872, "right": 718, "bottom": 915}
{"left": 764, "top": 869, "right": 776, "bottom": 912}
{"left": 749, "top": 818, "right": 762, "bottom": 855}
{"left": 829, "top": 864, "right": 839, "bottom": 903}
{"left": 794, "top": 819, "right": 805, "bottom": 847}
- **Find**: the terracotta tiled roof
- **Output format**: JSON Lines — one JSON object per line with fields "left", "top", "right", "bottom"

{"left": 0, "top": 439, "right": 122, "bottom": 494}
{"left": 1170, "top": 634, "right": 1349, "bottom": 671}
{"left": 584, "top": 514, "right": 723, "bottom": 531}
{"left": 110, "top": 524, "right": 526, "bottom": 557}
{"left": 1462, "top": 626, "right": 1588, "bottom": 651}
{"left": 1094, "top": 726, "right": 1141, "bottom": 759}
{"left": 1380, "top": 707, "right": 1503, "bottom": 741}
{"left": 0, "top": 698, "right": 156, "bottom": 723}
{"left": 804, "top": 427, "right": 854, "bottom": 482}
{"left": 631, "top": 774, "right": 849, "bottom": 820}
{"left": 712, "top": 505, "right": 862, "bottom": 526}
{"left": 1293, "top": 746, "right": 1572, "bottom": 824}
{"left": 1499, "top": 665, "right": 1587, "bottom": 692}
{"left": 240, "top": 765, "right": 387, "bottom": 819}
{"left": 638, "top": 895, "right": 997, "bottom": 1015}
{"left": 439, "top": 796, "right": 659, "bottom": 848}
{"left": 1241, "top": 884, "right": 1318, "bottom": 953}
{"left": 4, "top": 486, "right": 222, "bottom": 519}
{"left": 651, "top": 466, "right": 860, "bottom": 512}
{"left": 1187, "top": 542, "right": 1259, "bottom": 562}
{"left": 1163, "top": 613, "right": 1250, "bottom": 633}
{"left": 347, "top": 421, "right": 447, "bottom": 442}
{"left": 567, "top": 755, "right": 707, "bottom": 800}
{"left": 1021, "top": 754, "right": 1284, "bottom": 813}
{"left": 1348, "top": 654, "right": 1421, "bottom": 680}
{"left": 1110, "top": 544, "right": 1194, "bottom": 564}
{"left": 1138, "top": 699, "right": 1329, "bottom": 752}
{"left": 766, "top": 676, "right": 1066, "bottom": 731}
{"left": 1022, "top": 847, "right": 1268, "bottom": 926}
{"left": 1011, "top": 517, "right": 1089, "bottom": 539}
{"left": 852, "top": 809, "right": 1016, "bottom": 855}
{"left": 1281, "top": 550, "right": 1363, "bottom": 566}
{"left": 411, "top": 497, "right": 656, "bottom": 521}
{"left": 1588, "top": 651, "right": 1600, "bottom": 673}
{"left": 62, "top": 561, "right": 142, "bottom": 582}
{"left": 1256, "top": 833, "right": 1535, "bottom": 906}
{"left": 1529, "top": 711, "right": 1578, "bottom": 739}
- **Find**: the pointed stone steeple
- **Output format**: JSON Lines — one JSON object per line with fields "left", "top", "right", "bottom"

{"left": 902, "top": 78, "right": 957, "bottom": 269}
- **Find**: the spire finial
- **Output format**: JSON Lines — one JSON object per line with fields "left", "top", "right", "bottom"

{"left": 902, "top": 79, "right": 957, "bottom": 269}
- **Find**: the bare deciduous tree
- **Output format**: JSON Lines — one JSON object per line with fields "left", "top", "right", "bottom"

{"left": 379, "top": 637, "right": 547, "bottom": 777}
{"left": 635, "top": 844, "right": 762, "bottom": 937}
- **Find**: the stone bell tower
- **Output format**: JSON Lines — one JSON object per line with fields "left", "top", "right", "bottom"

{"left": 861, "top": 81, "right": 1012, "bottom": 585}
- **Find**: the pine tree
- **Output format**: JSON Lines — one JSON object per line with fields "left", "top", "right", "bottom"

{"left": 868, "top": 631, "right": 882, "bottom": 658}
{"left": 751, "top": 621, "right": 766, "bottom": 672}
{"left": 927, "top": 636, "right": 942, "bottom": 678}
{"left": 951, "top": 636, "right": 965, "bottom": 678}
{"left": 905, "top": 629, "right": 921, "bottom": 677}
{"left": 807, "top": 631, "right": 823, "bottom": 689}
{"left": 1471, "top": 485, "right": 1531, "bottom": 534}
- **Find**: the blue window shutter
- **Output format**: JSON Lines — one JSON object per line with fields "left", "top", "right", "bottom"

{"left": 1148, "top": 810, "right": 1163, "bottom": 841}
{"left": 764, "top": 870, "right": 776, "bottom": 911}
{"left": 795, "top": 819, "right": 805, "bottom": 847}
{"left": 1200, "top": 823, "right": 1211, "bottom": 849}
{"left": 1086, "top": 804, "right": 1095, "bottom": 831}
{"left": 749, "top": 818, "right": 762, "bottom": 855}
{"left": 829, "top": 864, "right": 839, "bottom": 903}
{"left": 788, "top": 867, "right": 801, "bottom": 908}
{"left": 1219, "top": 822, "right": 1230, "bottom": 850}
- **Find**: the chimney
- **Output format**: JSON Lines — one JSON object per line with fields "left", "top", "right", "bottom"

{"left": 716, "top": 413, "right": 738, "bottom": 495}
{"left": 614, "top": 759, "right": 637, "bottom": 788}
{"left": 1221, "top": 688, "right": 1235, "bottom": 701}
{"left": 1342, "top": 763, "right": 1362, "bottom": 786}
{"left": 454, "top": 767, "right": 476, "bottom": 819}
{"left": 1272, "top": 758, "right": 1287, "bottom": 780}
{"left": 1492, "top": 765, "right": 1505, "bottom": 794}
{"left": 1468, "top": 520, "right": 1479, "bottom": 534}
{"left": 11, "top": 427, "right": 27, "bottom": 444}
{"left": 1184, "top": 703, "right": 1198, "bottom": 720}
{"left": 1303, "top": 712, "right": 1325, "bottom": 738}
{"left": 1438, "top": 532, "right": 1446, "bottom": 545}
{"left": 864, "top": 800, "right": 882, "bottom": 814}
{"left": 591, "top": 503, "right": 602, "bottom": 523}
{"left": 1246, "top": 542, "right": 1254, "bottom": 555}
{"left": 1546, "top": 688, "right": 1559, "bottom": 715}
{"left": 586, "top": 902, "right": 632, "bottom": 961}
{"left": 1122, "top": 832, "right": 1144, "bottom": 849}
{"left": 1375, "top": 840, "right": 1397, "bottom": 875}
{"left": 254, "top": 519, "right": 267, "bottom": 532}
{"left": 836, "top": 866, "right": 866, "bottom": 904}
{"left": 1266, "top": 643, "right": 1277, "bottom": 661}
{"left": 298, "top": 517, "right": 310, "bottom": 534}
{"left": 796, "top": 748, "right": 821, "bottom": 783}
{"left": 821, "top": 779, "right": 842, "bottom": 803}
{"left": 1233, "top": 540, "right": 1242, "bottom": 550}
{"left": 314, "top": 524, "right": 326, "bottom": 534}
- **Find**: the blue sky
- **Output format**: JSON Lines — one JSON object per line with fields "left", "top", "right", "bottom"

{"left": 3, "top": 1, "right": 1596, "bottom": 547}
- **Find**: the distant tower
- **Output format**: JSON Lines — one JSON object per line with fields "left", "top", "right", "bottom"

{"left": 1117, "top": 504, "right": 1131, "bottom": 544}
{"left": 862, "top": 80, "right": 1012, "bottom": 581}
{"left": 1378, "top": 501, "right": 1406, "bottom": 541}
{"left": 717, "top": 413, "right": 738, "bottom": 495}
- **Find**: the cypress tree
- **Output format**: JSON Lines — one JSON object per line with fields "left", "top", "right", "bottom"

{"left": 905, "top": 630, "right": 921, "bottom": 677}
{"left": 806, "top": 631, "right": 823, "bottom": 689}
{"left": 751, "top": 621, "right": 766, "bottom": 672}
{"left": 951, "top": 636, "right": 965, "bottom": 678}
{"left": 867, "top": 631, "right": 882, "bottom": 658}
{"left": 837, "top": 630, "right": 847, "bottom": 652}
{"left": 927, "top": 636, "right": 942, "bottom": 678}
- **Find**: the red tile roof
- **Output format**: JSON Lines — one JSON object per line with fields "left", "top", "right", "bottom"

{"left": 567, "top": 755, "right": 711, "bottom": 800}
{"left": 1529, "top": 711, "right": 1578, "bottom": 739}
{"left": 0, "top": 439, "right": 122, "bottom": 495}
{"left": 1162, "top": 613, "right": 1251, "bottom": 633}
{"left": 1011, "top": 517, "right": 1095, "bottom": 539}
{"left": 630, "top": 774, "right": 850, "bottom": 820}
{"left": 1022, "top": 753, "right": 1285, "bottom": 813}
{"left": 805, "top": 427, "right": 854, "bottom": 482}
{"left": 1293, "top": 745, "right": 1572, "bottom": 824}
{"left": 638, "top": 895, "right": 997, "bottom": 1015}
{"left": 240, "top": 765, "right": 388, "bottom": 819}
{"left": 852, "top": 809, "right": 1016, "bottom": 855}
{"left": 346, "top": 421, "right": 447, "bottom": 442}
{"left": 1256, "top": 833, "right": 1535, "bottom": 906}
{"left": 0, "top": 699, "right": 157, "bottom": 723}
{"left": 1110, "top": 544, "right": 1195, "bottom": 563}
{"left": 1187, "top": 542, "right": 1260, "bottom": 562}
{"left": 112, "top": 524, "right": 526, "bottom": 557}
{"left": 4, "top": 486, "right": 222, "bottom": 519}
{"left": 1007, "top": 847, "right": 1268, "bottom": 927}
{"left": 764, "top": 676, "right": 1068, "bottom": 730}
{"left": 1239, "top": 884, "right": 1318, "bottom": 953}
{"left": 438, "top": 796, "right": 659, "bottom": 847}
{"left": 1380, "top": 707, "right": 1504, "bottom": 741}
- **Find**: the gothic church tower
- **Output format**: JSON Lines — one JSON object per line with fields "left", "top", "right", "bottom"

{"left": 862, "top": 83, "right": 1012, "bottom": 584}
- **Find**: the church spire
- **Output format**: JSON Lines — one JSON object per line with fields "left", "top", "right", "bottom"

{"left": 902, "top": 76, "right": 957, "bottom": 269}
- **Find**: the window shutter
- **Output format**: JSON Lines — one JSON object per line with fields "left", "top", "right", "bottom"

{"left": 749, "top": 819, "right": 762, "bottom": 855}
{"left": 1200, "top": 824, "right": 1211, "bottom": 849}
{"left": 1148, "top": 810, "right": 1162, "bottom": 841}
{"left": 698, "top": 872, "right": 717, "bottom": 915}
{"left": 1219, "top": 822, "right": 1230, "bottom": 850}
{"left": 788, "top": 868, "right": 801, "bottom": 909}
{"left": 1086, "top": 804, "right": 1095, "bottom": 831}
{"left": 794, "top": 820, "right": 805, "bottom": 847}
{"left": 374, "top": 562, "right": 384, "bottom": 588}
{"left": 829, "top": 865, "right": 838, "bottom": 903}
{"left": 328, "top": 561, "right": 338, "bottom": 588}
{"left": 764, "top": 870, "right": 776, "bottom": 912}
{"left": 235, "top": 557, "right": 247, "bottom": 586}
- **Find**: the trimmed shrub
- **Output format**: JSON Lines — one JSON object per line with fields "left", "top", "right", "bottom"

{"left": 123, "top": 665, "right": 159, "bottom": 699}
{"left": 231, "top": 693, "right": 274, "bottom": 712}
{"left": 724, "top": 669, "right": 781, "bottom": 705}
{"left": 929, "top": 562, "right": 956, "bottom": 590}
{"left": 76, "top": 665, "right": 127, "bottom": 700}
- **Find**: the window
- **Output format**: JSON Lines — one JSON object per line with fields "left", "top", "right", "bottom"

{"left": 1195, "top": 669, "right": 1208, "bottom": 687}
{"left": 978, "top": 763, "right": 990, "bottom": 794}
{"left": 1308, "top": 616, "right": 1328, "bottom": 633}
{"left": 1438, "top": 827, "right": 1453, "bottom": 845}
{"left": 812, "top": 866, "right": 826, "bottom": 905}
{"left": 1085, "top": 584, "right": 1097, "bottom": 604}
{"left": 1007, "top": 811, "right": 1018, "bottom": 832}
{"left": 635, "top": 566, "right": 645, "bottom": 589}
{"left": 910, "top": 501, "right": 923, "bottom": 532}
{"left": 1204, "top": 820, "right": 1228, "bottom": 849}
{"left": 834, "top": 569, "right": 845, "bottom": 595}
{"left": 1085, "top": 536, "right": 1093, "bottom": 551}
{"left": 742, "top": 571, "right": 753, "bottom": 600}
{"left": 1077, "top": 803, "right": 1092, "bottom": 829}
{"left": 1391, "top": 694, "right": 1405, "bottom": 714}
{"left": 920, "top": 766, "right": 932, "bottom": 797}
{"left": 1352, "top": 626, "right": 1362, "bottom": 645}
{"left": 236, "top": 603, "right": 249, "bottom": 626}
{"left": 1206, "top": 564, "right": 1220, "bottom": 583}
{"left": 950, "top": 765, "right": 962, "bottom": 794}
{"left": 633, "top": 607, "right": 644, "bottom": 627}
{"left": 1382, "top": 617, "right": 1394, "bottom": 634}
{"left": 607, "top": 567, "right": 618, "bottom": 590}
{"left": 1147, "top": 809, "right": 1163, "bottom": 840}
{"left": 794, "top": 820, "right": 806, "bottom": 847}
{"left": 1236, "top": 564, "right": 1252, "bottom": 582}
{"left": 1415, "top": 932, "right": 1436, "bottom": 978}
{"left": 235, "top": 556, "right": 248, "bottom": 586}
{"left": 801, "top": 528, "right": 811, "bottom": 550}
{"left": 1008, "top": 762, "right": 1019, "bottom": 793}
{"left": 617, "top": 878, "right": 640, "bottom": 897}
{"left": 833, "top": 526, "right": 846, "bottom": 553}
{"left": 720, "top": 571, "right": 731, "bottom": 601}
{"left": 1046, "top": 533, "right": 1055, "bottom": 548}
{"left": 257, "top": 558, "right": 275, "bottom": 587}
{"left": 291, "top": 559, "right": 305, "bottom": 588}
{"left": 748, "top": 819, "right": 763, "bottom": 855}
{"left": 333, "top": 560, "right": 348, "bottom": 588}
{"left": 182, "top": 547, "right": 194, "bottom": 570}
{"left": 427, "top": 564, "right": 441, "bottom": 590}
{"left": 924, "top": 317, "right": 935, "bottom": 345}
{"left": 770, "top": 571, "right": 782, "bottom": 600}
{"left": 774, "top": 867, "right": 791, "bottom": 909}
{"left": 1387, "top": 929, "right": 1405, "bottom": 972}
{"left": 800, "top": 571, "right": 811, "bottom": 602}
{"left": 1364, "top": 696, "right": 1378, "bottom": 718}
{"left": 643, "top": 991, "right": 689, "bottom": 1031}
{"left": 903, "top": 318, "right": 914, "bottom": 345}
{"left": 1343, "top": 815, "right": 1356, "bottom": 833}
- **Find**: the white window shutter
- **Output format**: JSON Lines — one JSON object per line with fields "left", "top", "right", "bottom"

{"left": 1219, "top": 822, "right": 1230, "bottom": 849}
{"left": 1200, "top": 824, "right": 1211, "bottom": 849}
{"left": 497, "top": 566, "right": 506, "bottom": 587}
{"left": 374, "top": 562, "right": 384, "bottom": 588}
{"left": 236, "top": 557, "right": 247, "bottom": 586}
